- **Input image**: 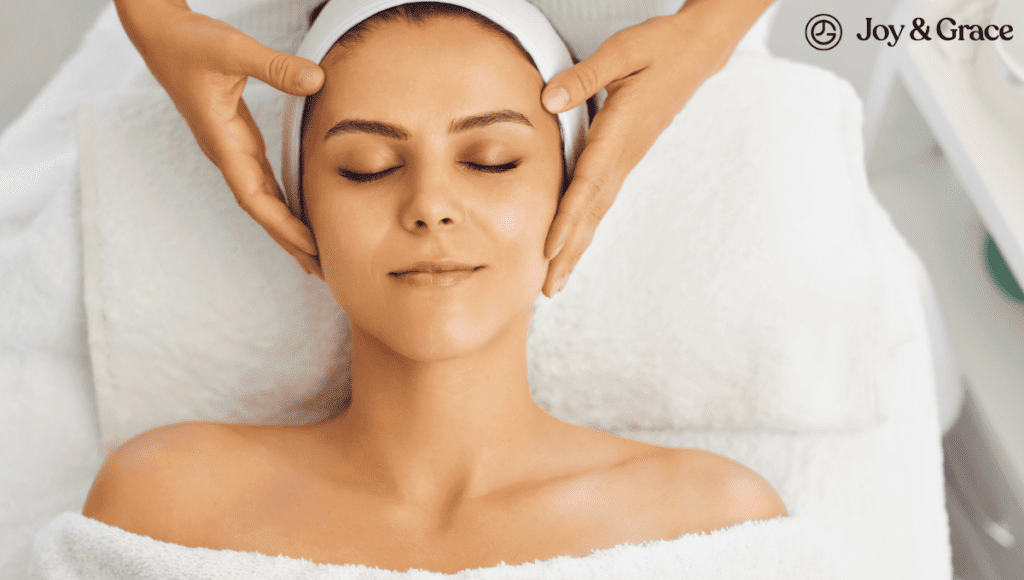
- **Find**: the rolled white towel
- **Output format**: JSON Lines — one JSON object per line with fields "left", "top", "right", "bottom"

{"left": 28, "top": 511, "right": 842, "bottom": 579}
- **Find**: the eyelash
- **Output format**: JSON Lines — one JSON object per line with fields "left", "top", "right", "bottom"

{"left": 338, "top": 161, "right": 520, "bottom": 183}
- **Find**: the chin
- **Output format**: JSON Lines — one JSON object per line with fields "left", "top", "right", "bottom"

{"left": 370, "top": 329, "right": 483, "bottom": 363}
{"left": 387, "top": 334, "right": 480, "bottom": 362}
{"left": 340, "top": 263, "right": 545, "bottom": 362}
{"left": 365, "top": 295, "right": 534, "bottom": 362}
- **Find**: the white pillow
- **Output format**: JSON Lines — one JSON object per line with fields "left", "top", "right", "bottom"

{"left": 80, "top": 51, "right": 901, "bottom": 452}
{"left": 526, "top": 51, "right": 907, "bottom": 433}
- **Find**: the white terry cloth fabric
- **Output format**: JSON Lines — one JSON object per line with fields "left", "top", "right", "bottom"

{"left": 28, "top": 512, "right": 837, "bottom": 579}
{"left": 0, "top": 7, "right": 154, "bottom": 579}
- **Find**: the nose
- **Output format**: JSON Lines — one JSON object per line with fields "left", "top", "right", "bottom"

{"left": 399, "top": 164, "right": 466, "bottom": 233}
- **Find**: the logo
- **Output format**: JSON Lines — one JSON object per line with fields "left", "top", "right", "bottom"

{"left": 806, "top": 14, "right": 842, "bottom": 50}
{"left": 855, "top": 17, "right": 1014, "bottom": 46}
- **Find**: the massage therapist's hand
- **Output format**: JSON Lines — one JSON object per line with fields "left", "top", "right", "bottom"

{"left": 113, "top": 0, "right": 324, "bottom": 275}
{"left": 539, "top": 0, "right": 773, "bottom": 298}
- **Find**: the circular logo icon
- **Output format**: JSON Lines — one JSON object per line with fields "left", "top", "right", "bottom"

{"left": 806, "top": 14, "right": 842, "bottom": 50}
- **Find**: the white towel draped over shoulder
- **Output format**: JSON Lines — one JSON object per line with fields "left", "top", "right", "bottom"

{"left": 29, "top": 511, "right": 841, "bottom": 579}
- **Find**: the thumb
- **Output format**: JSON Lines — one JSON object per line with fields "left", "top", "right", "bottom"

{"left": 541, "top": 35, "right": 642, "bottom": 114}
{"left": 235, "top": 34, "right": 325, "bottom": 96}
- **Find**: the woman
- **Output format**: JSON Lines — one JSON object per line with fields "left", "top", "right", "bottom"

{"left": 112, "top": 0, "right": 776, "bottom": 298}
{"left": 82, "top": 3, "right": 786, "bottom": 574}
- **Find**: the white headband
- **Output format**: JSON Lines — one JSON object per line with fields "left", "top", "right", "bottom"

{"left": 280, "top": 0, "right": 590, "bottom": 219}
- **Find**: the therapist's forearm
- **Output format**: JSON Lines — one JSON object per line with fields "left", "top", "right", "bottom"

{"left": 674, "top": 0, "right": 777, "bottom": 73}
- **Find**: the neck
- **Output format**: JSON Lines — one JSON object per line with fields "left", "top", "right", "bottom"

{"left": 318, "top": 310, "right": 563, "bottom": 509}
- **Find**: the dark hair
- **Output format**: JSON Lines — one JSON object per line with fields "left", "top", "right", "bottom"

{"left": 301, "top": 2, "right": 595, "bottom": 224}
{"left": 310, "top": 2, "right": 539, "bottom": 71}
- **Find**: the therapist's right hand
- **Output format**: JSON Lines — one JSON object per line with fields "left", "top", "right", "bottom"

{"left": 113, "top": 0, "right": 325, "bottom": 276}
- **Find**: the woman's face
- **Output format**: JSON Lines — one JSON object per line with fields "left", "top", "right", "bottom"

{"left": 302, "top": 16, "right": 563, "bottom": 361}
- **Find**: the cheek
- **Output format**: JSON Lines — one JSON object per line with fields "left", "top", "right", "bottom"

{"left": 487, "top": 189, "right": 558, "bottom": 293}
{"left": 311, "top": 197, "right": 389, "bottom": 306}
{"left": 489, "top": 184, "right": 558, "bottom": 242}
{"left": 495, "top": 209, "right": 523, "bottom": 237}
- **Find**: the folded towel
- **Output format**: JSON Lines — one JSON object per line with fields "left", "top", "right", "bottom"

{"left": 28, "top": 512, "right": 842, "bottom": 579}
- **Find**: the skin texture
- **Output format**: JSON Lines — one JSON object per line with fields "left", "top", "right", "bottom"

{"left": 82, "top": 14, "right": 787, "bottom": 575}
{"left": 111, "top": 0, "right": 776, "bottom": 293}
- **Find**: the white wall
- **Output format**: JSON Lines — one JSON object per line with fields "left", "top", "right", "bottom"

{"left": 0, "top": 0, "right": 111, "bottom": 134}
{"left": 767, "top": 0, "right": 902, "bottom": 98}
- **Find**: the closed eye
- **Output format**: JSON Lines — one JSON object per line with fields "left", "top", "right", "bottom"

{"left": 467, "top": 161, "right": 520, "bottom": 173}
{"left": 338, "top": 161, "right": 520, "bottom": 183}
{"left": 339, "top": 166, "right": 400, "bottom": 183}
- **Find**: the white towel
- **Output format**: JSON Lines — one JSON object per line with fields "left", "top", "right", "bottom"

{"left": 28, "top": 512, "right": 842, "bottom": 579}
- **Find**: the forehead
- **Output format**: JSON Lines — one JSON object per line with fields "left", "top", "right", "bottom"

{"left": 313, "top": 17, "right": 544, "bottom": 122}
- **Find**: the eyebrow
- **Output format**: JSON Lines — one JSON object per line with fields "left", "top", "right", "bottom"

{"left": 323, "top": 109, "right": 533, "bottom": 141}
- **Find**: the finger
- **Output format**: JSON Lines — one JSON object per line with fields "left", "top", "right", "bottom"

{"left": 543, "top": 179, "right": 620, "bottom": 298}
{"left": 541, "top": 219, "right": 595, "bottom": 298}
{"left": 544, "top": 156, "right": 633, "bottom": 297}
{"left": 543, "top": 157, "right": 629, "bottom": 296}
{"left": 231, "top": 32, "right": 324, "bottom": 95}
{"left": 544, "top": 105, "right": 630, "bottom": 259}
{"left": 224, "top": 155, "right": 319, "bottom": 257}
{"left": 255, "top": 150, "right": 320, "bottom": 259}
{"left": 310, "top": 257, "right": 324, "bottom": 280}
{"left": 267, "top": 228, "right": 324, "bottom": 280}
{"left": 212, "top": 99, "right": 319, "bottom": 256}
{"left": 545, "top": 160, "right": 620, "bottom": 261}
{"left": 542, "top": 31, "right": 646, "bottom": 113}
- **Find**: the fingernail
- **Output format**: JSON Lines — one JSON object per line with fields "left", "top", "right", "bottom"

{"left": 299, "top": 68, "right": 320, "bottom": 91}
{"left": 543, "top": 87, "right": 569, "bottom": 113}
{"left": 299, "top": 235, "right": 317, "bottom": 257}
{"left": 551, "top": 239, "right": 566, "bottom": 259}
{"left": 546, "top": 232, "right": 566, "bottom": 259}
{"left": 556, "top": 274, "right": 569, "bottom": 293}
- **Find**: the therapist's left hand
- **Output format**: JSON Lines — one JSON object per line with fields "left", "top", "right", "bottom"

{"left": 539, "top": 12, "right": 736, "bottom": 298}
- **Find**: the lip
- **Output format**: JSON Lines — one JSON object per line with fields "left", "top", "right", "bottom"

{"left": 389, "top": 261, "right": 485, "bottom": 287}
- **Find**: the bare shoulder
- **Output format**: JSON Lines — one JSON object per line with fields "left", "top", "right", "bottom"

{"left": 81, "top": 421, "right": 254, "bottom": 543}
{"left": 585, "top": 432, "right": 788, "bottom": 540}
{"left": 661, "top": 447, "right": 788, "bottom": 533}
